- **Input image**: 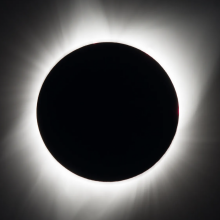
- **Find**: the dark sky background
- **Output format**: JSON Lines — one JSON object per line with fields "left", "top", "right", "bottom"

{"left": 1, "top": 0, "right": 220, "bottom": 219}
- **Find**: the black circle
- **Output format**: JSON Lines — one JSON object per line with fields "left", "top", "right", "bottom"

{"left": 37, "top": 42, "right": 179, "bottom": 182}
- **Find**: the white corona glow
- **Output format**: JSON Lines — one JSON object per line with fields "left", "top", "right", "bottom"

{"left": 1, "top": 1, "right": 219, "bottom": 219}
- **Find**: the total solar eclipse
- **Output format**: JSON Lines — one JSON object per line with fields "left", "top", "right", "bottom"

{"left": 37, "top": 42, "right": 179, "bottom": 182}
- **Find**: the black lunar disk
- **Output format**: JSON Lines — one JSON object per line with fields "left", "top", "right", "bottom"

{"left": 37, "top": 42, "right": 179, "bottom": 182}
